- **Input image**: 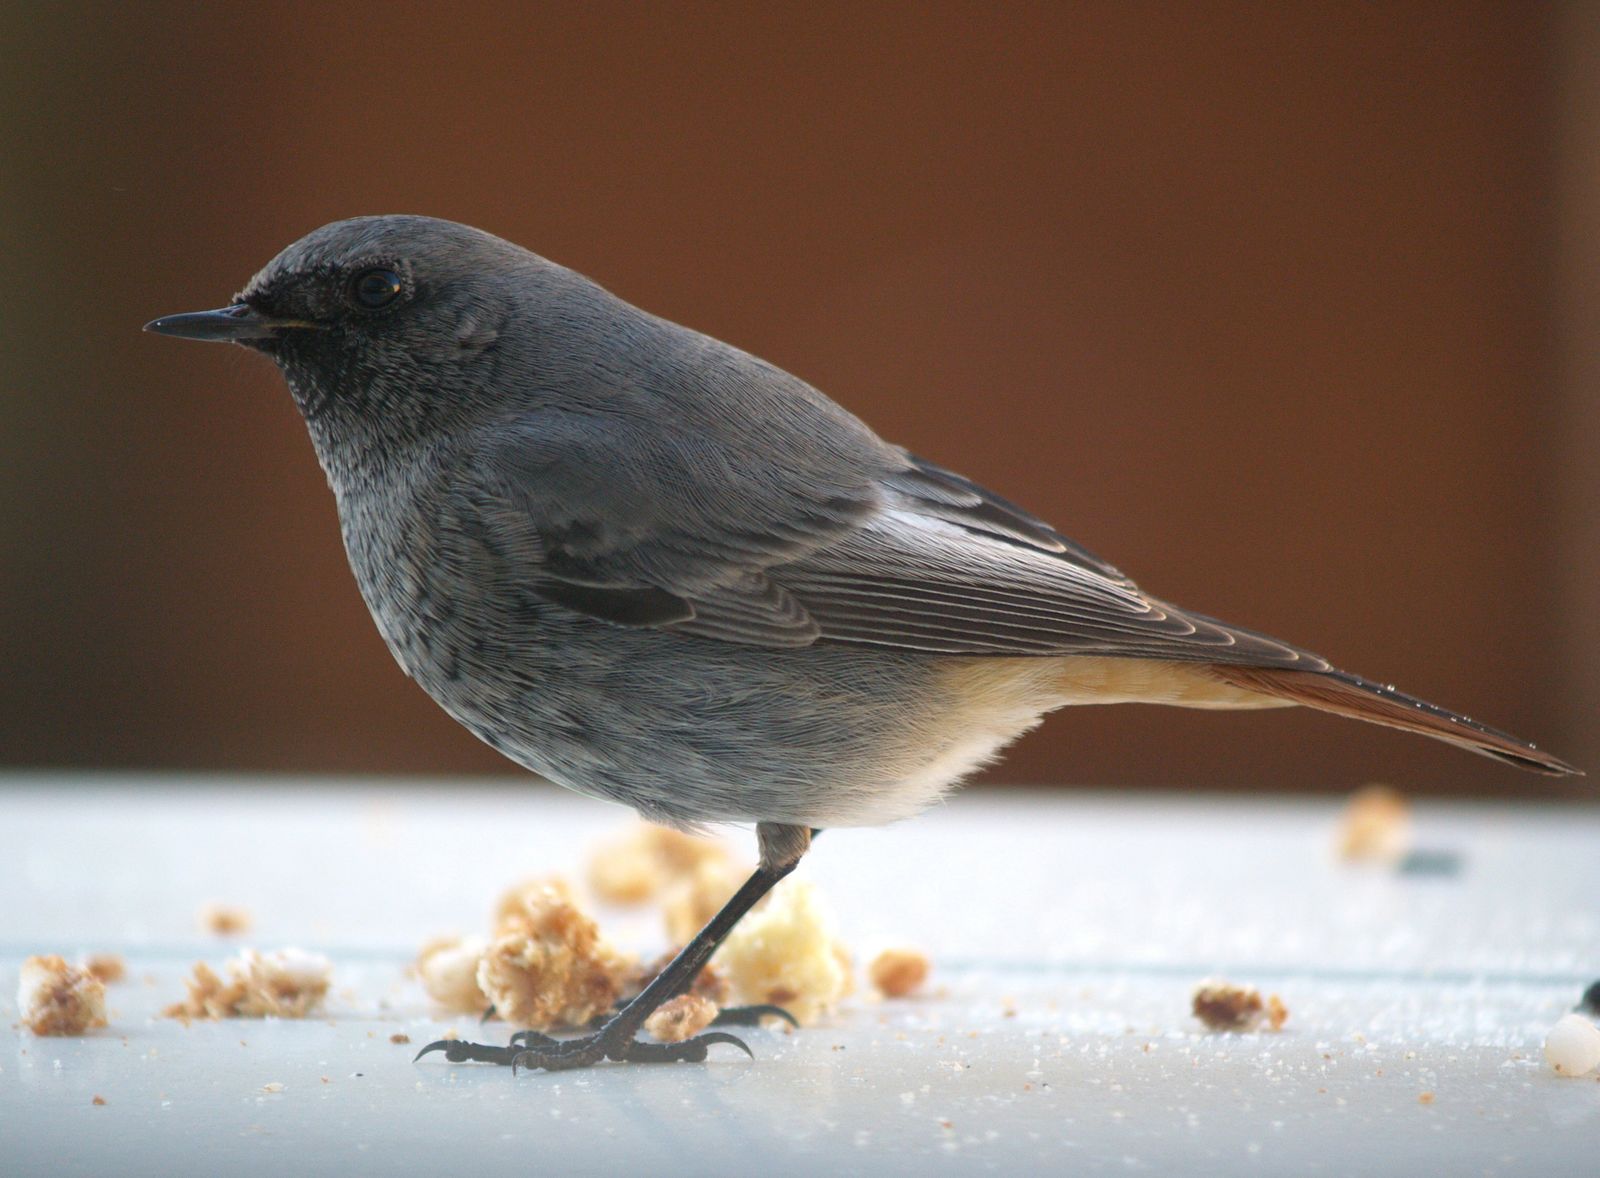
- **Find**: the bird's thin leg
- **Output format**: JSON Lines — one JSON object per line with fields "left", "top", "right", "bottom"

{"left": 415, "top": 822, "right": 813, "bottom": 1072}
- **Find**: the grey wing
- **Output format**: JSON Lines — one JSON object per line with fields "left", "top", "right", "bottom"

{"left": 463, "top": 418, "right": 1323, "bottom": 670}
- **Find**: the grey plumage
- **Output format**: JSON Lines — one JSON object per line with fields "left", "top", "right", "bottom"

{"left": 147, "top": 214, "right": 1577, "bottom": 835}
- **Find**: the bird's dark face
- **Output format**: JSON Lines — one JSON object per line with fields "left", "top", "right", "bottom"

{"left": 147, "top": 215, "right": 530, "bottom": 440}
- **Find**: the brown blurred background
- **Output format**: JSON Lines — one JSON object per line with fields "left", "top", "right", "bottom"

{"left": 2, "top": 3, "right": 1595, "bottom": 795}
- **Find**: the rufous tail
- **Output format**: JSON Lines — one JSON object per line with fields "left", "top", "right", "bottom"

{"left": 1204, "top": 666, "right": 1580, "bottom": 776}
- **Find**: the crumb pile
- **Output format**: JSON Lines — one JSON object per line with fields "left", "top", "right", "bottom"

{"left": 1336, "top": 784, "right": 1411, "bottom": 863}
{"left": 165, "top": 947, "right": 332, "bottom": 1020}
{"left": 418, "top": 877, "right": 633, "bottom": 1030}
{"left": 18, "top": 955, "right": 108, "bottom": 1036}
{"left": 586, "top": 822, "right": 746, "bottom": 946}
{"left": 868, "top": 948, "right": 931, "bottom": 998}
{"left": 714, "top": 878, "right": 852, "bottom": 1025}
{"left": 1191, "top": 979, "right": 1288, "bottom": 1032}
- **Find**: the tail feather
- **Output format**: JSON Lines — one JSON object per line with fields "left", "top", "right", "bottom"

{"left": 1205, "top": 665, "right": 1580, "bottom": 777}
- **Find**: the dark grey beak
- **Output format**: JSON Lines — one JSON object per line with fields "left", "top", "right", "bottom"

{"left": 144, "top": 303, "right": 319, "bottom": 342}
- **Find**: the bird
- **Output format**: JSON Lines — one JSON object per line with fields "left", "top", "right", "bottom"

{"left": 146, "top": 215, "right": 1578, "bottom": 1071}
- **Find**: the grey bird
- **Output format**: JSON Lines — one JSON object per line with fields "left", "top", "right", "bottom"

{"left": 146, "top": 215, "right": 1578, "bottom": 1071}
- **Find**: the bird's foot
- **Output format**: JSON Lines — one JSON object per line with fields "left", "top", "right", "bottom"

{"left": 414, "top": 1021, "right": 759, "bottom": 1073}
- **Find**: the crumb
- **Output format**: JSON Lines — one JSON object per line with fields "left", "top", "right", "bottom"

{"left": 714, "top": 878, "right": 851, "bottom": 1025}
{"left": 1544, "top": 1013, "right": 1600, "bottom": 1077}
{"left": 1191, "top": 979, "right": 1266, "bottom": 1031}
{"left": 868, "top": 947, "right": 929, "bottom": 999}
{"left": 92, "top": 1095, "right": 106, "bottom": 1106}
{"left": 476, "top": 884, "right": 632, "bottom": 1030}
{"left": 1266, "top": 993, "right": 1289, "bottom": 1032}
{"left": 164, "top": 948, "right": 331, "bottom": 1019}
{"left": 199, "top": 903, "right": 253, "bottom": 936}
{"left": 415, "top": 935, "right": 490, "bottom": 1012}
{"left": 320, "top": 1076, "right": 331, "bottom": 1084}
{"left": 389, "top": 1033, "right": 410, "bottom": 1045}
{"left": 644, "top": 993, "right": 720, "bottom": 1042}
{"left": 82, "top": 953, "right": 126, "bottom": 985}
{"left": 1418, "top": 1091, "right": 1435, "bottom": 1105}
{"left": 18, "top": 956, "right": 108, "bottom": 1036}
{"left": 492, "top": 876, "right": 576, "bottom": 934}
{"left": 587, "top": 823, "right": 732, "bottom": 907}
{"left": 261, "top": 1081, "right": 284, "bottom": 1093}
{"left": 1336, "top": 784, "right": 1411, "bottom": 862}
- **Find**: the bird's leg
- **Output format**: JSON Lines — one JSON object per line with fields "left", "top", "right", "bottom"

{"left": 415, "top": 822, "right": 813, "bottom": 1073}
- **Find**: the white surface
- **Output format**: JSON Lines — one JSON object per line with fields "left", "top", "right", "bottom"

{"left": 2, "top": 776, "right": 1597, "bottom": 1176}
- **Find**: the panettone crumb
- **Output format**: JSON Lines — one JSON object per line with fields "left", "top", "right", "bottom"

{"left": 164, "top": 948, "right": 331, "bottom": 1019}
{"left": 1192, "top": 979, "right": 1267, "bottom": 1031}
{"left": 644, "top": 993, "right": 720, "bottom": 1042}
{"left": 82, "top": 953, "right": 126, "bottom": 985}
{"left": 587, "top": 824, "right": 732, "bottom": 906}
{"left": 868, "top": 948, "right": 930, "bottom": 998}
{"left": 18, "top": 955, "right": 108, "bottom": 1036}
{"left": 714, "top": 878, "right": 851, "bottom": 1025}
{"left": 415, "top": 935, "right": 490, "bottom": 1012}
{"left": 475, "top": 882, "right": 633, "bottom": 1030}
{"left": 199, "top": 903, "right": 253, "bottom": 936}
{"left": 1336, "top": 784, "right": 1411, "bottom": 862}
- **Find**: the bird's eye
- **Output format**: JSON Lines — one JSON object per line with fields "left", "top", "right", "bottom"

{"left": 349, "top": 267, "right": 403, "bottom": 310}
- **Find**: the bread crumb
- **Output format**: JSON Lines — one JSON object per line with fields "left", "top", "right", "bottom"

{"left": 587, "top": 823, "right": 732, "bottom": 906}
{"left": 868, "top": 948, "right": 930, "bottom": 998}
{"left": 1266, "top": 993, "right": 1289, "bottom": 1032}
{"left": 261, "top": 1081, "right": 284, "bottom": 1093}
{"left": 1544, "top": 1013, "right": 1600, "bottom": 1077}
{"left": 92, "top": 1095, "right": 106, "bottom": 1106}
{"left": 492, "top": 875, "right": 577, "bottom": 934}
{"left": 476, "top": 882, "right": 632, "bottom": 1030}
{"left": 1191, "top": 979, "right": 1266, "bottom": 1031}
{"left": 199, "top": 903, "right": 253, "bottom": 936}
{"left": 389, "top": 1032, "right": 411, "bottom": 1045}
{"left": 714, "top": 878, "right": 851, "bottom": 1025}
{"left": 1336, "top": 784, "right": 1411, "bottom": 862}
{"left": 18, "top": 956, "right": 108, "bottom": 1036}
{"left": 644, "top": 993, "right": 720, "bottom": 1042}
{"left": 82, "top": 953, "right": 126, "bottom": 985}
{"left": 164, "top": 948, "right": 331, "bottom": 1019}
{"left": 1417, "top": 1091, "right": 1435, "bottom": 1105}
{"left": 415, "top": 935, "right": 490, "bottom": 1012}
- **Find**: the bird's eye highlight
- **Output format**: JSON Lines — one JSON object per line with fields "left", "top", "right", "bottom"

{"left": 350, "top": 267, "right": 403, "bottom": 310}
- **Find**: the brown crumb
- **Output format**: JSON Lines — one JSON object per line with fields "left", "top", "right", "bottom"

{"left": 1418, "top": 1091, "right": 1435, "bottom": 1105}
{"left": 644, "top": 993, "right": 720, "bottom": 1042}
{"left": 18, "top": 956, "right": 108, "bottom": 1036}
{"left": 868, "top": 948, "right": 930, "bottom": 998}
{"left": 1191, "top": 979, "right": 1266, "bottom": 1031}
{"left": 389, "top": 1032, "right": 411, "bottom": 1045}
{"left": 199, "top": 903, "right": 253, "bottom": 936}
{"left": 587, "top": 824, "right": 733, "bottom": 907}
{"left": 92, "top": 1095, "right": 106, "bottom": 1106}
{"left": 164, "top": 948, "right": 331, "bottom": 1020}
{"left": 82, "top": 954, "right": 126, "bottom": 985}
{"left": 1336, "top": 784, "right": 1411, "bottom": 862}
{"left": 476, "top": 883, "right": 633, "bottom": 1030}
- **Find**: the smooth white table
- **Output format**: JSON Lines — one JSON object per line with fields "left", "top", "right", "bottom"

{"left": 3, "top": 776, "right": 1596, "bottom": 1175}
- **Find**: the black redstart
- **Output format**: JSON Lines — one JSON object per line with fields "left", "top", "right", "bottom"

{"left": 146, "top": 215, "right": 1577, "bottom": 1071}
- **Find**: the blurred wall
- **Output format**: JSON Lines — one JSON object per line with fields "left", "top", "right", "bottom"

{"left": 2, "top": 2, "right": 1592, "bottom": 794}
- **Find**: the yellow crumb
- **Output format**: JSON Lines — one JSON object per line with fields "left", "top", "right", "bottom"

{"left": 415, "top": 935, "right": 490, "bottom": 1012}
{"left": 1266, "top": 993, "right": 1289, "bottom": 1031}
{"left": 1192, "top": 979, "right": 1266, "bottom": 1031}
{"left": 714, "top": 878, "right": 851, "bottom": 1025}
{"left": 587, "top": 823, "right": 732, "bottom": 906}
